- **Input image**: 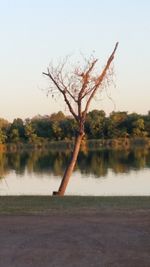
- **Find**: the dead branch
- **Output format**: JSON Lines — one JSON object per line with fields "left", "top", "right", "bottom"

{"left": 43, "top": 70, "right": 78, "bottom": 121}
{"left": 82, "top": 42, "right": 119, "bottom": 120}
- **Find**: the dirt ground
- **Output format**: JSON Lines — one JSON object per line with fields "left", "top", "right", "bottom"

{"left": 0, "top": 209, "right": 150, "bottom": 267}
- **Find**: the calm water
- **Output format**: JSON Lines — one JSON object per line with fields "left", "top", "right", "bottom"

{"left": 0, "top": 148, "right": 150, "bottom": 195}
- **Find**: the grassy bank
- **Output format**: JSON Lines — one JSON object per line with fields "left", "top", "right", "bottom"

{"left": 0, "top": 196, "right": 150, "bottom": 214}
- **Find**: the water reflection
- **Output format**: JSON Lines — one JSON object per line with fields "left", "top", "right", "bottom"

{"left": 0, "top": 148, "right": 150, "bottom": 178}
{"left": 0, "top": 148, "right": 150, "bottom": 195}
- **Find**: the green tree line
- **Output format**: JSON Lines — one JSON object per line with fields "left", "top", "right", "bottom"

{"left": 0, "top": 110, "right": 150, "bottom": 144}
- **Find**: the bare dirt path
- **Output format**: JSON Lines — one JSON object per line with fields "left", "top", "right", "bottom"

{"left": 0, "top": 209, "right": 150, "bottom": 267}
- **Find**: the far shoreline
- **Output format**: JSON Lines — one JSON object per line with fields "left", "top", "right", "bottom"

{"left": 0, "top": 137, "right": 150, "bottom": 152}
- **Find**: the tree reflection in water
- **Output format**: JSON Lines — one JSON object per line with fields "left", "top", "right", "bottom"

{"left": 0, "top": 148, "right": 150, "bottom": 180}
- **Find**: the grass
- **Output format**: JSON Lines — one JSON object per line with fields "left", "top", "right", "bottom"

{"left": 0, "top": 196, "right": 150, "bottom": 214}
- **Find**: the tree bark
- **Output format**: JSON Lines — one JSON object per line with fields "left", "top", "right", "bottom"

{"left": 53, "top": 132, "right": 84, "bottom": 196}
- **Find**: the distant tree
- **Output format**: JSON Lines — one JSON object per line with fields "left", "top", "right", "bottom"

{"left": 60, "top": 118, "right": 77, "bottom": 140}
{"left": 106, "top": 111, "right": 128, "bottom": 138}
{"left": 9, "top": 128, "right": 20, "bottom": 143}
{"left": 0, "top": 129, "right": 7, "bottom": 144}
{"left": 132, "top": 118, "right": 147, "bottom": 137}
{"left": 0, "top": 118, "right": 10, "bottom": 143}
{"left": 0, "top": 118, "right": 10, "bottom": 129}
{"left": 10, "top": 118, "right": 25, "bottom": 140}
{"left": 85, "top": 110, "right": 106, "bottom": 139}
{"left": 25, "top": 121, "right": 38, "bottom": 143}
{"left": 50, "top": 111, "right": 65, "bottom": 121}
{"left": 124, "top": 113, "right": 140, "bottom": 136}
{"left": 31, "top": 116, "right": 52, "bottom": 140}
{"left": 43, "top": 42, "right": 119, "bottom": 195}
{"left": 51, "top": 121, "right": 63, "bottom": 140}
{"left": 49, "top": 112, "right": 66, "bottom": 140}
{"left": 143, "top": 114, "right": 150, "bottom": 137}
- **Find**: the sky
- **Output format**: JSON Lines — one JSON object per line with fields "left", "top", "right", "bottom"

{"left": 0, "top": 0, "right": 150, "bottom": 122}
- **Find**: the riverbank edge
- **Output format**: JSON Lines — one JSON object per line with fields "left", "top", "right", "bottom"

{"left": 0, "top": 196, "right": 150, "bottom": 214}
{"left": 0, "top": 137, "right": 150, "bottom": 152}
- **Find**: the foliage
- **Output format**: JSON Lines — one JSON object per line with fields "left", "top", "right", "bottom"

{"left": 0, "top": 129, "right": 7, "bottom": 144}
{"left": 1, "top": 110, "right": 150, "bottom": 144}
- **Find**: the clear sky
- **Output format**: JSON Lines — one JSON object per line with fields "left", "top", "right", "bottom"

{"left": 0, "top": 0, "right": 150, "bottom": 121}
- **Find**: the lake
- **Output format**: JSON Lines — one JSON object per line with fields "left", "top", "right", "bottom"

{"left": 0, "top": 148, "right": 150, "bottom": 196}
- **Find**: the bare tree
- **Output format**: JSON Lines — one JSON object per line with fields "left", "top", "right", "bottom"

{"left": 43, "top": 42, "right": 119, "bottom": 196}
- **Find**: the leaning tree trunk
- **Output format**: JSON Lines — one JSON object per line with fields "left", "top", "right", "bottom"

{"left": 53, "top": 132, "right": 84, "bottom": 196}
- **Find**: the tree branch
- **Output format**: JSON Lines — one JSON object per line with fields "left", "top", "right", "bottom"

{"left": 43, "top": 70, "right": 78, "bottom": 121}
{"left": 43, "top": 70, "right": 63, "bottom": 93}
{"left": 76, "top": 59, "right": 98, "bottom": 119}
{"left": 63, "top": 92, "right": 79, "bottom": 121}
{"left": 82, "top": 42, "right": 119, "bottom": 119}
{"left": 78, "top": 59, "right": 98, "bottom": 100}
